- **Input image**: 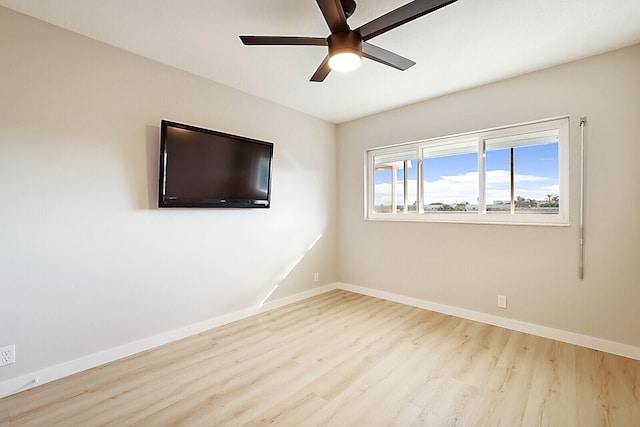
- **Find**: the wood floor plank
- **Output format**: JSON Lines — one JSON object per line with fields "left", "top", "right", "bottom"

{"left": 412, "top": 376, "right": 481, "bottom": 426}
{"left": 521, "top": 340, "right": 578, "bottom": 427}
{"left": 576, "top": 347, "right": 640, "bottom": 426}
{"left": 1, "top": 289, "right": 639, "bottom": 426}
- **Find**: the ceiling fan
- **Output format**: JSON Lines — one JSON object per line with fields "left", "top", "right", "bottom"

{"left": 240, "top": 0, "right": 458, "bottom": 82}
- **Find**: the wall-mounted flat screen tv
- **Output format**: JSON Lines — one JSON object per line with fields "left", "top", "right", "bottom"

{"left": 158, "top": 120, "right": 273, "bottom": 208}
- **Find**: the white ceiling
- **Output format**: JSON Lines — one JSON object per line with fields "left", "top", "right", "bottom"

{"left": 2, "top": 0, "right": 639, "bottom": 123}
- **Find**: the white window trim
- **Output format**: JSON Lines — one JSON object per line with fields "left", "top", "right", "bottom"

{"left": 365, "top": 117, "right": 570, "bottom": 226}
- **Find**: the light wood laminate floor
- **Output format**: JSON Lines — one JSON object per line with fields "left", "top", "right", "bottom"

{"left": 1, "top": 290, "right": 639, "bottom": 426}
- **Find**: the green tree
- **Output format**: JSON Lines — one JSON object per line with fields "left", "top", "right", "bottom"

{"left": 438, "top": 201, "right": 469, "bottom": 211}
{"left": 515, "top": 196, "right": 537, "bottom": 209}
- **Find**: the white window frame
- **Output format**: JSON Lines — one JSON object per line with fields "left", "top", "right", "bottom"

{"left": 365, "top": 117, "right": 570, "bottom": 226}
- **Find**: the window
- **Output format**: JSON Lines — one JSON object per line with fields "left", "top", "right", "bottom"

{"left": 372, "top": 151, "right": 417, "bottom": 213}
{"left": 422, "top": 137, "right": 478, "bottom": 214}
{"left": 366, "top": 117, "right": 569, "bottom": 225}
{"left": 484, "top": 129, "right": 560, "bottom": 215}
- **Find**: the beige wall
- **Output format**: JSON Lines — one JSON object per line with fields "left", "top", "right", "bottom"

{"left": 337, "top": 44, "right": 640, "bottom": 348}
{"left": 0, "top": 7, "right": 337, "bottom": 382}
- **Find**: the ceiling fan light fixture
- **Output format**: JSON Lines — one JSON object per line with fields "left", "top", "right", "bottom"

{"left": 327, "top": 31, "right": 362, "bottom": 73}
{"left": 329, "top": 50, "right": 361, "bottom": 72}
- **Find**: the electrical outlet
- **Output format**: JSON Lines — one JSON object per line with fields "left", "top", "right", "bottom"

{"left": 498, "top": 295, "right": 507, "bottom": 309}
{"left": 314, "top": 272, "right": 319, "bottom": 282}
{"left": 0, "top": 345, "right": 15, "bottom": 367}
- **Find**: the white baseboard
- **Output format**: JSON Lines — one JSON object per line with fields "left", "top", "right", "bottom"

{"left": 0, "top": 283, "right": 337, "bottom": 399}
{"left": 336, "top": 282, "right": 640, "bottom": 361}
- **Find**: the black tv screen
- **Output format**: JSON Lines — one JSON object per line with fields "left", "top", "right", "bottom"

{"left": 158, "top": 120, "right": 273, "bottom": 208}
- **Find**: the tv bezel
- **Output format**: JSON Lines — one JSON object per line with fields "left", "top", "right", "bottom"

{"left": 158, "top": 120, "right": 273, "bottom": 209}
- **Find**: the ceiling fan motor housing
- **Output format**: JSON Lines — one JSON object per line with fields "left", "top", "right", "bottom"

{"left": 328, "top": 31, "right": 362, "bottom": 57}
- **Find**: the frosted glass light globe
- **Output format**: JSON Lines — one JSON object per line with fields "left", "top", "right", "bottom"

{"left": 329, "top": 52, "right": 362, "bottom": 72}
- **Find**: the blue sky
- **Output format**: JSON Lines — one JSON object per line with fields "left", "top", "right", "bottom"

{"left": 374, "top": 142, "right": 559, "bottom": 206}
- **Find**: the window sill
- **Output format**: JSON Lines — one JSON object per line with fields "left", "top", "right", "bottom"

{"left": 365, "top": 213, "right": 570, "bottom": 227}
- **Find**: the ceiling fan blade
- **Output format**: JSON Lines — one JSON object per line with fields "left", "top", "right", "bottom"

{"left": 240, "top": 36, "right": 328, "bottom": 46}
{"left": 357, "top": 0, "right": 458, "bottom": 41}
{"left": 362, "top": 42, "right": 415, "bottom": 71}
{"left": 316, "top": 0, "right": 350, "bottom": 34}
{"left": 310, "top": 56, "right": 332, "bottom": 82}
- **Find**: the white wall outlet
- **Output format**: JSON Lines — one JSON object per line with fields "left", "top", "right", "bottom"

{"left": 0, "top": 345, "right": 15, "bottom": 367}
{"left": 498, "top": 295, "right": 507, "bottom": 309}
{"left": 314, "top": 272, "right": 319, "bottom": 282}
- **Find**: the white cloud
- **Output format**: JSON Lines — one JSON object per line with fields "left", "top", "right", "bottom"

{"left": 373, "top": 180, "right": 418, "bottom": 205}
{"left": 541, "top": 184, "right": 560, "bottom": 193}
{"left": 485, "top": 170, "right": 508, "bottom": 185}
{"left": 424, "top": 172, "right": 478, "bottom": 204}
{"left": 515, "top": 175, "right": 550, "bottom": 183}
